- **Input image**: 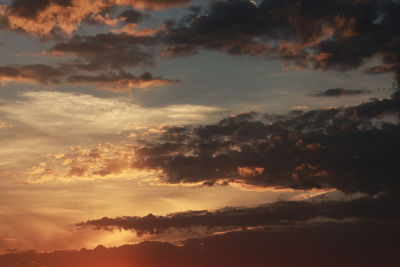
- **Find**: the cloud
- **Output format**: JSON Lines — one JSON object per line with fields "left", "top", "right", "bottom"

{"left": 0, "top": 64, "right": 68, "bottom": 86}
{"left": 12, "top": 91, "right": 398, "bottom": 190}
{"left": 0, "top": 90, "right": 225, "bottom": 177}
{"left": 129, "top": 92, "right": 400, "bottom": 194}
{"left": 1, "top": 221, "right": 399, "bottom": 266}
{"left": 0, "top": 122, "right": 13, "bottom": 129}
{"left": 67, "top": 71, "right": 179, "bottom": 91}
{"left": 112, "top": 0, "right": 191, "bottom": 10}
{"left": 0, "top": 62, "right": 175, "bottom": 91}
{"left": 48, "top": 33, "right": 158, "bottom": 71}
{"left": 0, "top": 31, "right": 178, "bottom": 91}
{"left": 1, "top": 0, "right": 191, "bottom": 37}
{"left": 118, "top": 9, "right": 148, "bottom": 24}
{"left": 77, "top": 195, "right": 400, "bottom": 236}
{"left": 162, "top": 0, "right": 400, "bottom": 86}
{"left": 111, "top": 23, "right": 160, "bottom": 36}
{"left": 5, "top": 0, "right": 108, "bottom": 36}
{"left": 314, "top": 88, "right": 371, "bottom": 97}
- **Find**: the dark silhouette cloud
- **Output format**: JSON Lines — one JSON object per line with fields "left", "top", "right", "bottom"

{"left": 130, "top": 92, "right": 400, "bottom": 194}
{"left": 1, "top": 222, "right": 399, "bottom": 266}
{"left": 314, "top": 88, "right": 370, "bottom": 97}
{"left": 77, "top": 195, "right": 400, "bottom": 235}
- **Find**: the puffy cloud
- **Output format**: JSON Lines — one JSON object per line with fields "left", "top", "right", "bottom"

{"left": 129, "top": 92, "right": 400, "bottom": 194}
{"left": 6, "top": 0, "right": 108, "bottom": 36}
{"left": 12, "top": 91, "right": 398, "bottom": 191}
{"left": 0, "top": 90, "right": 226, "bottom": 179}
{"left": 162, "top": 0, "right": 400, "bottom": 85}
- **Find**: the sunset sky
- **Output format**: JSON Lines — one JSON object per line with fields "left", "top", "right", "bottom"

{"left": 0, "top": 0, "right": 399, "bottom": 266}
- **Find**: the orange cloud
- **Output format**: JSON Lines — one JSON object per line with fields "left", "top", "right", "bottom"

{"left": 7, "top": 0, "right": 108, "bottom": 36}
{"left": 111, "top": 0, "right": 190, "bottom": 10}
{"left": 237, "top": 167, "right": 264, "bottom": 177}
{"left": 4, "top": 0, "right": 191, "bottom": 36}
{"left": 0, "top": 122, "right": 13, "bottom": 129}
{"left": 67, "top": 72, "right": 178, "bottom": 92}
{"left": 111, "top": 23, "right": 159, "bottom": 36}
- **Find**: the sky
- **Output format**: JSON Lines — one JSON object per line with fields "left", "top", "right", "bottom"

{"left": 0, "top": 0, "right": 399, "bottom": 266}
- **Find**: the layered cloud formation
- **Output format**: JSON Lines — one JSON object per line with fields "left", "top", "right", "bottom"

{"left": 1, "top": 221, "right": 399, "bottom": 266}
{"left": 1, "top": 0, "right": 400, "bottom": 265}
{"left": 1, "top": 0, "right": 400, "bottom": 91}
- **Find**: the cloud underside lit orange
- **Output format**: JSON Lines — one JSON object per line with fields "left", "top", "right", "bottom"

{"left": 3, "top": 0, "right": 190, "bottom": 36}
{"left": 1, "top": 0, "right": 400, "bottom": 265}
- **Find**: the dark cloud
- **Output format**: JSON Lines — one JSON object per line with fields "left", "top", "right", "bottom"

{"left": 314, "top": 88, "right": 371, "bottom": 97}
{"left": 0, "top": 31, "right": 181, "bottom": 90}
{"left": 0, "top": 64, "right": 69, "bottom": 85}
{"left": 49, "top": 33, "right": 158, "bottom": 71}
{"left": 130, "top": 92, "right": 400, "bottom": 194}
{"left": 8, "top": 0, "right": 73, "bottom": 19}
{"left": 162, "top": 0, "right": 400, "bottom": 85}
{"left": 1, "top": 0, "right": 192, "bottom": 36}
{"left": 1, "top": 222, "right": 399, "bottom": 267}
{"left": 0, "top": 63, "right": 176, "bottom": 91}
{"left": 77, "top": 195, "right": 400, "bottom": 235}
{"left": 118, "top": 9, "right": 148, "bottom": 24}
{"left": 162, "top": 0, "right": 272, "bottom": 57}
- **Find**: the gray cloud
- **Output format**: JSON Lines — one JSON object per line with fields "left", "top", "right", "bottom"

{"left": 314, "top": 88, "right": 371, "bottom": 97}
{"left": 162, "top": 0, "right": 400, "bottom": 86}
{"left": 49, "top": 33, "right": 158, "bottom": 71}
{"left": 130, "top": 92, "right": 400, "bottom": 194}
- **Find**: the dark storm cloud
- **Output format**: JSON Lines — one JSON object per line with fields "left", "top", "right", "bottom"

{"left": 77, "top": 195, "right": 400, "bottom": 235}
{"left": 162, "top": 0, "right": 273, "bottom": 57}
{"left": 1, "top": 221, "right": 399, "bottom": 267}
{"left": 130, "top": 92, "right": 400, "bottom": 194}
{"left": 314, "top": 88, "right": 370, "bottom": 97}
{"left": 162, "top": 0, "right": 400, "bottom": 85}
{"left": 48, "top": 33, "right": 158, "bottom": 71}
